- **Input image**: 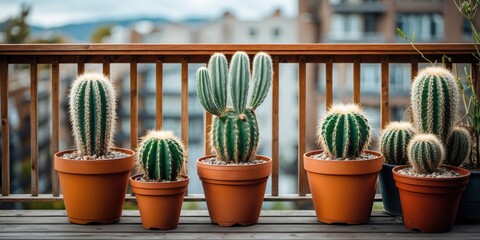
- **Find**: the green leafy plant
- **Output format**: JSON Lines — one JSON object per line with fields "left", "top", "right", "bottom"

{"left": 196, "top": 51, "right": 272, "bottom": 163}
{"left": 136, "top": 130, "right": 186, "bottom": 181}
{"left": 408, "top": 134, "right": 445, "bottom": 174}
{"left": 318, "top": 103, "right": 371, "bottom": 159}
{"left": 380, "top": 121, "right": 416, "bottom": 165}
{"left": 69, "top": 72, "right": 116, "bottom": 156}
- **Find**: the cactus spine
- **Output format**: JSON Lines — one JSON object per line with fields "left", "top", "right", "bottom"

{"left": 380, "top": 122, "right": 416, "bottom": 165}
{"left": 137, "top": 130, "right": 186, "bottom": 181}
{"left": 196, "top": 52, "right": 272, "bottom": 163}
{"left": 445, "top": 126, "right": 472, "bottom": 167}
{"left": 411, "top": 66, "right": 459, "bottom": 144}
{"left": 408, "top": 134, "right": 445, "bottom": 174}
{"left": 318, "top": 103, "right": 371, "bottom": 159}
{"left": 69, "top": 72, "right": 116, "bottom": 156}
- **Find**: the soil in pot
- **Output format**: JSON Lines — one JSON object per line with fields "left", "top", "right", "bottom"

{"left": 54, "top": 148, "right": 134, "bottom": 224}
{"left": 197, "top": 155, "right": 272, "bottom": 227}
{"left": 304, "top": 150, "right": 383, "bottom": 224}
{"left": 130, "top": 174, "right": 189, "bottom": 230}
{"left": 378, "top": 163, "right": 402, "bottom": 216}
{"left": 393, "top": 165, "right": 470, "bottom": 233}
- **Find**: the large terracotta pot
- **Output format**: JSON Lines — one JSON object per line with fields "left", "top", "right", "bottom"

{"left": 197, "top": 155, "right": 272, "bottom": 227}
{"left": 304, "top": 150, "right": 383, "bottom": 224}
{"left": 130, "top": 174, "right": 189, "bottom": 230}
{"left": 54, "top": 148, "right": 134, "bottom": 224}
{"left": 393, "top": 165, "right": 470, "bottom": 233}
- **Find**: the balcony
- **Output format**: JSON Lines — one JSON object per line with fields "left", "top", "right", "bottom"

{"left": 0, "top": 43, "right": 479, "bottom": 239}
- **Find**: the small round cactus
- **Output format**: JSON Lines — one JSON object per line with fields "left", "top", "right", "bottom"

{"left": 318, "top": 103, "right": 371, "bottom": 159}
{"left": 69, "top": 72, "right": 116, "bottom": 157}
{"left": 411, "top": 66, "right": 459, "bottom": 144}
{"left": 137, "top": 130, "right": 186, "bottom": 182}
{"left": 196, "top": 51, "right": 272, "bottom": 163}
{"left": 445, "top": 126, "right": 472, "bottom": 167}
{"left": 408, "top": 134, "right": 445, "bottom": 174}
{"left": 380, "top": 121, "right": 416, "bottom": 165}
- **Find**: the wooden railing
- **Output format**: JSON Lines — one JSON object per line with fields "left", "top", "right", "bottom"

{"left": 0, "top": 44, "right": 478, "bottom": 203}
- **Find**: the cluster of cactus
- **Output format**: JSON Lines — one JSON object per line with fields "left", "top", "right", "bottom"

{"left": 407, "top": 66, "right": 472, "bottom": 171}
{"left": 380, "top": 122, "right": 416, "bottom": 165}
{"left": 69, "top": 72, "right": 116, "bottom": 157}
{"left": 408, "top": 134, "right": 445, "bottom": 174}
{"left": 137, "top": 130, "right": 186, "bottom": 181}
{"left": 196, "top": 51, "right": 272, "bottom": 163}
{"left": 318, "top": 103, "right": 371, "bottom": 159}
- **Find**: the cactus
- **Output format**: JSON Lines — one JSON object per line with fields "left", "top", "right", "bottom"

{"left": 408, "top": 134, "right": 445, "bottom": 174}
{"left": 380, "top": 121, "right": 416, "bottom": 165}
{"left": 411, "top": 66, "right": 459, "bottom": 144}
{"left": 196, "top": 51, "right": 272, "bottom": 163}
{"left": 69, "top": 72, "right": 116, "bottom": 156}
{"left": 137, "top": 130, "right": 186, "bottom": 181}
{"left": 445, "top": 126, "right": 472, "bottom": 167}
{"left": 318, "top": 103, "right": 371, "bottom": 159}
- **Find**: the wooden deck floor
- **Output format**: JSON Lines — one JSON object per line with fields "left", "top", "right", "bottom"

{"left": 1, "top": 210, "right": 479, "bottom": 239}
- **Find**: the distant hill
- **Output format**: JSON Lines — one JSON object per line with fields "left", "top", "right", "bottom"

{"left": 29, "top": 17, "right": 172, "bottom": 42}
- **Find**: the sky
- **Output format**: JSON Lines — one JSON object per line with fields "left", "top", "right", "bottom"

{"left": 0, "top": 0, "right": 298, "bottom": 28}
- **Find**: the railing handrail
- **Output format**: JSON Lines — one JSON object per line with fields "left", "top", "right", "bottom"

{"left": 0, "top": 43, "right": 478, "bottom": 203}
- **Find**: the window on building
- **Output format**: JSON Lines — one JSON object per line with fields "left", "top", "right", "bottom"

{"left": 249, "top": 28, "right": 258, "bottom": 38}
{"left": 396, "top": 13, "right": 444, "bottom": 41}
{"left": 364, "top": 14, "right": 377, "bottom": 33}
{"left": 331, "top": 14, "right": 362, "bottom": 40}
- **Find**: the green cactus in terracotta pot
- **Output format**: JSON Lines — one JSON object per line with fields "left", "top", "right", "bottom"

{"left": 318, "top": 103, "right": 371, "bottom": 159}
{"left": 69, "top": 72, "right": 116, "bottom": 156}
{"left": 137, "top": 130, "right": 187, "bottom": 181}
{"left": 380, "top": 122, "right": 416, "bottom": 165}
{"left": 196, "top": 51, "right": 272, "bottom": 163}
{"left": 407, "top": 134, "right": 445, "bottom": 174}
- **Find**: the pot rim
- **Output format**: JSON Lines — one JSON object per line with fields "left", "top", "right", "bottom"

{"left": 303, "top": 149, "right": 383, "bottom": 163}
{"left": 129, "top": 174, "right": 190, "bottom": 186}
{"left": 196, "top": 155, "right": 272, "bottom": 168}
{"left": 303, "top": 149, "right": 383, "bottom": 175}
{"left": 392, "top": 165, "right": 471, "bottom": 181}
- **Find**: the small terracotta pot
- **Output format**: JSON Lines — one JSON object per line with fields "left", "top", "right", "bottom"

{"left": 393, "top": 165, "right": 470, "bottom": 233}
{"left": 197, "top": 155, "right": 272, "bottom": 227}
{"left": 54, "top": 148, "right": 134, "bottom": 224}
{"left": 304, "top": 150, "right": 383, "bottom": 224}
{"left": 130, "top": 174, "right": 189, "bottom": 230}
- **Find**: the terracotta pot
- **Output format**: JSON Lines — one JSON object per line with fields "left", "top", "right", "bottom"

{"left": 303, "top": 150, "right": 383, "bottom": 224}
{"left": 393, "top": 165, "right": 470, "bottom": 233}
{"left": 54, "top": 148, "right": 134, "bottom": 224}
{"left": 378, "top": 163, "right": 402, "bottom": 216}
{"left": 130, "top": 174, "right": 189, "bottom": 230}
{"left": 457, "top": 170, "right": 480, "bottom": 221}
{"left": 197, "top": 155, "right": 272, "bottom": 227}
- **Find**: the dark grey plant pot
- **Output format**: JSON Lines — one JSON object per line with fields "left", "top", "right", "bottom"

{"left": 378, "top": 163, "right": 402, "bottom": 216}
{"left": 457, "top": 170, "right": 480, "bottom": 221}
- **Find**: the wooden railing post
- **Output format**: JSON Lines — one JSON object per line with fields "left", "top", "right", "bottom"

{"left": 130, "top": 57, "right": 138, "bottom": 150}
{"left": 381, "top": 56, "right": 389, "bottom": 129}
{"left": 51, "top": 58, "right": 60, "bottom": 197}
{"left": 271, "top": 56, "right": 279, "bottom": 196}
{"left": 30, "top": 58, "right": 39, "bottom": 197}
{"left": 1, "top": 57, "right": 9, "bottom": 196}
{"left": 298, "top": 57, "right": 308, "bottom": 196}
{"left": 155, "top": 58, "right": 163, "bottom": 130}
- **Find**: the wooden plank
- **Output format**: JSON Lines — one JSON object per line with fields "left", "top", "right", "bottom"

{"left": 51, "top": 59, "right": 60, "bottom": 196}
{"left": 30, "top": 59, "right": 39, "bottom": 197}
{"left": 271, "top": 57, "right": 279, "bottom": 196}
{"left": 325, "top": 57, "right": 333, "bottom": 109}
{"left": 204, "top": 113, "right": 212, "bottom": 155}
{"left": 181, "top": 59, "right": 189, "bottom": 147}
{"left": 298, "top": 57, "right": 308, "bottom": 196}
{"left": 353, "top": 57, "right": 361, "bottom": 104}
{"left": 155, "top": 59, "right": 163, "bottom": 130}
{"left": 77, "top": 56, "right": 84, "bottom": 75}
{"left": 0, "top": 58, "right": 9, "bottom": 196}
{"left": 381, "top": 57, "right": 389, "bottom": 129}
{"left": 130, "top": 58, "right": 138, "bottom": 150}
{"left": 102, "top": 56, "right": 110, "bottom": 76}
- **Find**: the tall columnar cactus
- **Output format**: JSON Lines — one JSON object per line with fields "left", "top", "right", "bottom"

{"left": 408, "top": 134, "right": 445, "bottom": 174}
{"left": 380, "top": 121, "right": 416, "bottom": 165}
{"left": 137, "top": 130, "right": 186, "bottom": 181}
{"left": 411, "top": 66, "right": 459, "bottom": 144}
{"left": 196, "top": 51, "right": 272, "bottom": 163}
{"left": 445, "top": 126, "right": 472, "bottom": 167}
{"left": 318, "top": 103, "right": 371, "bottom": 159}
{"left": 69, "top": 72, "right": 116, "bottom": 156}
